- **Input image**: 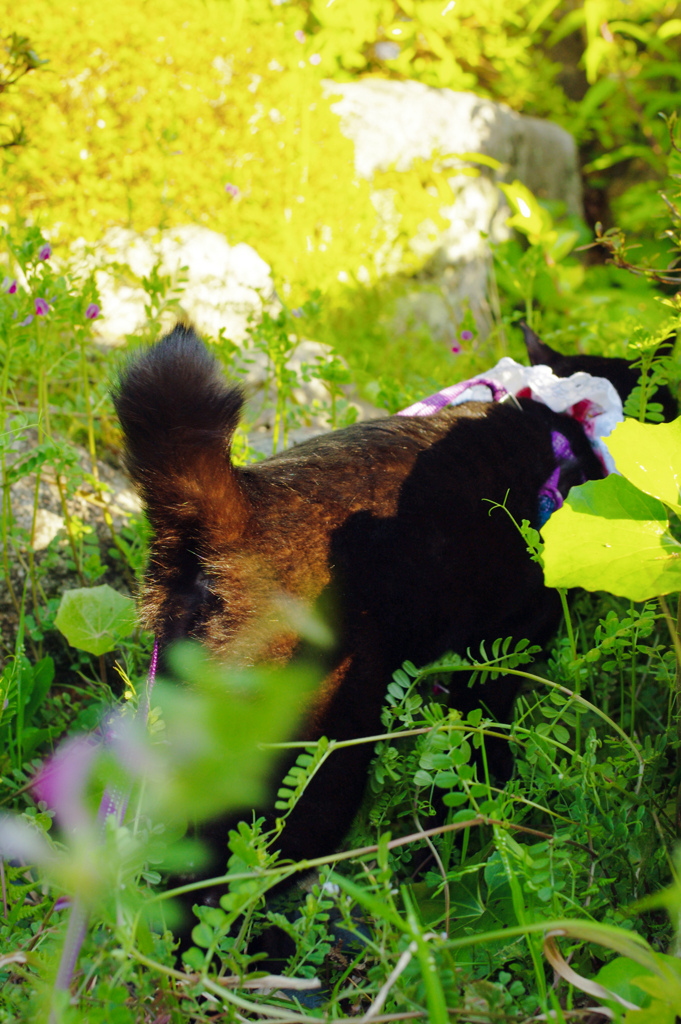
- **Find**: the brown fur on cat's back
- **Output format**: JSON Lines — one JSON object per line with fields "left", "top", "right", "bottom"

{"left": 114, "top": 331, "right": 493, "bottom": 666}
{"left": 113, "top": 325, "right": 604, "bottom": 720}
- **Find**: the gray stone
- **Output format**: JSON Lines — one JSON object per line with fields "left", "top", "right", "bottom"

{"left": 239, "top": 338, "right": 386, "bottom": 441}
{"left": 324, "top": 79, "right": 582, "bottom": 336}
{"left": 68, "top": 219, "right": 384, "bottom": 435}
{"left": 324, "top": 79, "right": 581, "bottom": 214}
{"left": 0, "top": 419, "right": 141, "bottom": 644}
{"left": 5, "top": 422, "right": 141, "bottom": 549}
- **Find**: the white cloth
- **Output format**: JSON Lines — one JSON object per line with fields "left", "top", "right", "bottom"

{"left": 400, "top": 357, "right": 623, "bottom": 473}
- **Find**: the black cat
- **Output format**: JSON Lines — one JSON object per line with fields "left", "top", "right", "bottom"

{"left": 113, "top": 322, "right": 675, "bottom": 943}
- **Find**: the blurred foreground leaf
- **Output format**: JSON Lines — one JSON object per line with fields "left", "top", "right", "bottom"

{"left": 131, "top": 642, "right": 320, "bottom": 823}
{"left": 542, "top": 416, "right": 681, "bottom": 601}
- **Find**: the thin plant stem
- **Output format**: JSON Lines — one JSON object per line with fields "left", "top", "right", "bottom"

{"left": 413, "top": 802, "right": 450, "bottom": 936}
{"left": 401, "top": 888, "right": 449, "bottom": 1024}
{"left": 53, "top": 471, "right": 86, "bottom": 586}
{"left": 78, "top": 335, "right": 134, "bottom": 587}
{"left": 415, "top": 662, "right": 646, "bottom": 789}
{"left": 659, "top": 593, "right": 681, "bottom": 770}
{"left": 27, "top": 372, "right": 46, "bottom": 632}
{"left": 559, "top": 589, "right": 578, "bottom": 664}
{"left": 129, "top": 948, "right": 327, "bottom": 1023}
{"left": 0, "top": 857, "right": 7, "bottom": 918}
{"left": 0, "top": 321, "right": 24, "bottom": 620}
{"left": 558, "top": 587, "right": 580, "bottom": 753}
{"left": 487, "top": 255, "right": 506, "bottom": 349}
{"left": 494, "top": 823, "right": 547, "bottom": 1004}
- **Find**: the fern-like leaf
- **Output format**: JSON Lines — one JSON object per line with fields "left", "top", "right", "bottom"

{"left": 274, "top": 736, "right": 331, "bottom": 814}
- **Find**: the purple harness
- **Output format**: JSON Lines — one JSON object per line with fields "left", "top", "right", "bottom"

{"left": 537, "top": 429, "right": 582, "bottom": 527}
{"left": 398, "top": 377, "right": 510, "bottom": 415}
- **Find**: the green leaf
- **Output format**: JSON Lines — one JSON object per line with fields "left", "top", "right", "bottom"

{"left": 54, "top": 585, "right": 136, "bottom": 655}
{"left": 624, "top": 1006, "right": 677, "bottom": 1024}
{"left": 146, "top": 644, "right": 320, "bottom": 822}
{"left": 442, "top": 791, "right": 469, "bottom": 807}
{"left": 542, "top": 475, "right": 681, "bottom": 600}
{"left": 23, "top": 657, "right": 54, "bottom": 724}
{"left": 659, "top": 18, "right": 681, "bottom": 39}
{"left": 181, "top": 947, "right": 206, "bottom": 970}
{"left": 594, "top": 956, "right": 652, "bottom": 1007}
{"left": 498, "top": 180, "right": 546, "bottom": 239}
{"left": 191, "top": 923, "right": 213, "bottom": 948}
{"left": 448, "top": 150, "right": 503, "bottom": 171}
{"left": 549, "top": 229, "right": 580, "bottom": 262}
{"left": 605, "top": 417, "right": 681, "bottom": 516}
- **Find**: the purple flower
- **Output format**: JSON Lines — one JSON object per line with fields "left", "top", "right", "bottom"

{"left": 35, "top": 297, "right": 49, "bottom": 316}
{"left": 38, "top": 243, "right": 52, "bottom": 261}
{"left": 33, "top": 736, "right": 99, "bottom": 832}
{"left": 85, "top": 303, "right": 100, "bottom": 320}
{"left": 294, "top": 29, "right": 306, "bottom": 43}
{"left": 452, "top": 329, "right": 473, "bottom": 354}
{"left": 2, "top": 276, "right": 17, "bottom": 294}
{"left": 225, "top": 182, "right": 240, "bottom": 198}
{"left": 9, "top": 279, "right": 17, "bottom": 294}
{"left": 291, "top": 307, "right": 303, "bottom": 318}
{"left": 19, "top": 314, "right": 34, "bottom": 327}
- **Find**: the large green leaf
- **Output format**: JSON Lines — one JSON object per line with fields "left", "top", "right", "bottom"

{"left": 605, "top": 416, "right": 681, "bottom": 516}
{"left": 542, "top": 475, "right": 681, "bottom": 601}
{"left": 54, "top": 585, "right": 136, "bottom": 655}
{"left": 594, "top": 957, "right": 652, "bottom": 1008}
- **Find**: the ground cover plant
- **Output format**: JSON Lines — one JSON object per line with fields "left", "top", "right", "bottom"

{"left": 2, "top": 2, "right": 681, "bottom": 1021}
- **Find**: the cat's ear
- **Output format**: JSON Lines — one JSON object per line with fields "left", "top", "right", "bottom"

{"left": 519, "top": 321, "right": 561, "bottom": 368}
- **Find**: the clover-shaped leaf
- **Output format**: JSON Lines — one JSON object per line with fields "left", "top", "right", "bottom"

{"left": 55, "top": 585, "right": 136, "bottom": 655}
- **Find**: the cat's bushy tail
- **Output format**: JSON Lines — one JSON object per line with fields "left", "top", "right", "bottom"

{"left": 113, "top": 325, "right": 247, "bottom": 536}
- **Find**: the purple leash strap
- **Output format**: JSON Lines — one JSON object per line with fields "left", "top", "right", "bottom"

{"left": 398, "top": 377, "right": 510, "bottom": 417}
{"left": 52, "top": 640, "right": 159, "bottom": 1004}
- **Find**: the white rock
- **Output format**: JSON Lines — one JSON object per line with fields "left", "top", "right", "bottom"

{"left": 31, "top": 509, "right": 64, "bottom": 552}
{"left": 324, "top": 79, "right": 582, "bottom": 216}
{"left": 323, "top": 79, "right": 582, "bottom": 336}
{"left": 71, "top": 225, "right": 277, "bottom": 346}
{"left": 94, "top": 272, "right": 149, "bottom": 339}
